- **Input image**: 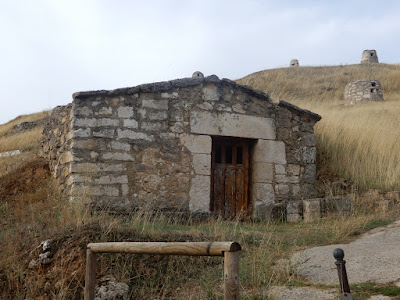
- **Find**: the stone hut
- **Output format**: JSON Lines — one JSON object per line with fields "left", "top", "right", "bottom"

{"left": 41, "top": 73, "right": 321, "bottom": 220}
{"left": 361, "top": 50, "right": 379, "bottom": 64}
{"left": 344, "top": 80, "right": 383, "bottom": 105}
{"left": 289, "top": 59, "right": 299, "bottom": 67}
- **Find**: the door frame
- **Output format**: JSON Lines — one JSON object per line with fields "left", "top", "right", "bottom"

{"left": 210, "top": 136, "right": 254, "bottom": 218}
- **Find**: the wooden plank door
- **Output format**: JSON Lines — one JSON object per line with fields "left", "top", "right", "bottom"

{"left": 211, "top": 137, "right": 250, "bottom": 218}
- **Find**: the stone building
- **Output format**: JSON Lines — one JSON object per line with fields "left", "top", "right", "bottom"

{"left": 344, "top": 80, "right": 383, "bottom": 105}
{"left": 361, "top": 50, "right": 379, "bottom": 64}
{"left": 289, "top": 59, "right": 299, "bottom": 67}
{"left": 41, "top": 73, "right": 321, "bottom": 220}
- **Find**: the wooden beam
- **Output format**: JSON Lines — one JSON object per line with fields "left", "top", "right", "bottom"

{"left": 84, "top": 248, "right": 97, "bottom": 300}
{"left": 87, "top": 241, "right": 241, "bottom": 256}
{"left": 224, "top": 251, "right": 240, "bottom": 300}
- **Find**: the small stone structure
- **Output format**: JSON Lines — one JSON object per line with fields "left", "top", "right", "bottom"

{"left": 287, "top": 197, "right": 352, "bottom": 223}
{"left": 361, "top": 49, "right": 379, "bottom": 64}
{"left": 344, "top": 80, "right": 383, "bottom": 105}
{"left": 289, "top": 59, "right": 299, "bottom": 67}
{"left": 41, "top": 73, "right": 321, "bottom": 220}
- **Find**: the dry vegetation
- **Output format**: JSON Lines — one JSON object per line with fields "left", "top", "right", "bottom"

{"left": 0, "top": 111, "right": 49, "bottom": 176}
{"left": 0, "top": 64, "right": 399, "bottom": 299}
{"left": 238, "top": 63, "right": 400, "bottom": 191}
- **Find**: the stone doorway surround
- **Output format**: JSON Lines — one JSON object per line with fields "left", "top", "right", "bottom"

{"left": 184, "top": 110, "right": 286, "bottom": 219}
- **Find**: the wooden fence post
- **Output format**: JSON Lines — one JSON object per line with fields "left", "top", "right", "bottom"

{"left": 224, "top": 251, "right": 240, "bottom": 300}
{"left": 84, "top": 242, "right": 241, "bottom": 300}
{"left": 84, "top": 248, "right": 97, "bottom": 300}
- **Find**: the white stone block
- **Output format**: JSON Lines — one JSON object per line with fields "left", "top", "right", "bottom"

{"left": 253, "top": 140, "right": 287, "bottom": 164}
{"left": 121, "top": 184, "right": 129, "bottom": 196}
{"left": 253, "top": 183, "right": 275, "bottom": 203}
{"left": 252, "top": 162, "right": 274, "bottom": 183}
{"left": 117, "top": 106, "right": 134, "bottom": 118}
{"left": 161, "top": 92, "right": 179, "bottom": 99}
{"left": 117, "top": 129, "right": 153, "bottom": 141}
{"left": 142, "top": 99, "right": 169, "bottom": 110}
{"left": 110, "top": 141, "right": 131, "bottom": 151}
{"left": 275, "top": 164, "right": 286, "bottom": 175}
{"left": 102, "top": 152, "right": 134, "bottom": 161}
{"left": 277, "top": 184, "right": 289, "bottom": 195}
{"left": 123, "top": 119, "right": 138, "bottom": 129}
{"left": 193, "top": 154, "right": 211, "bottom": 175}
{"left": 180, "top": 134, "right": 211, "bottom": 154}
{"left": 189, "top": 175, "right": 211, "bottom": 213}
{"left": 72, "top": 128, "right": 91, "bottom": 138}
{"left": 70, "top": 163, "right": 100, "bottom": 173}
{"left": 93, "top": 129, "right": 115, "bottom": 138}
{"left": 149, "top": 112, "right": 168, "bottom": 121}
{"left": 75, "top": 106, "right": 92, "bottom": 116}
{"left": 190, "top": 111, "right": 275, "bottom": 140}
{"left": 202, "top": 85, "right": 220, "bottom": 101}
{"left": 97, "top": 107, "right": 112, "bottom": 115}
{"left": 74, "top": 118, "right": 119, "bottom": 127}
{"left": 303, "top": 199, "right": 321, "bottom": 222}
{"left": 95, "top": 175, "right": 128, "bottom": 184}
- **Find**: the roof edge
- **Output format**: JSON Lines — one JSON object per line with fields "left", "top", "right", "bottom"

{"left": 72, "top": 75, "right": 272, "bottom": 102}
{"left": 278, "top": 100, "right": 322, "bottom": 121}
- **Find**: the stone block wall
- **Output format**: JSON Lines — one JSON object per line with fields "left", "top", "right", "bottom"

{"left": 41, "top": 104, "right": 73, "bottom": 191}
{"left": 344, "top": 80, "right": 383, "bottom": 105}
{"left": 42, "top": 75, "right": 321, "bottom": 219}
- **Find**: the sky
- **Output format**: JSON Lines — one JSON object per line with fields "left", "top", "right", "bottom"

{"left": 1, "top": 0, "right": 400, "bottom": 124}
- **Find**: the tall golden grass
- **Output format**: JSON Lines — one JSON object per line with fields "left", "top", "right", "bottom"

{"left": 0, "top": 111, "right": 49, "bottom": 177}
{"left": 237, "top": 64, "right": 400, "bottom": 190}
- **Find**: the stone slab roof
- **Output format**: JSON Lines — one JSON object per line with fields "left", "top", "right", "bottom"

{"left": 73, "top": 75, "right": 321, "bottom": 120}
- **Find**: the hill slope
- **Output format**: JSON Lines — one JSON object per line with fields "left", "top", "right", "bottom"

{"left": 237, "top": 64, "right": 400, "bottom": 191}
{"left": 237, "top": 63, "right": 400, "bottom": 103}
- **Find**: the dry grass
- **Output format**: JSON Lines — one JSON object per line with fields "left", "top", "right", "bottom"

{"left": 1, "top": 64, "right": 400, "bottom": 298}
{"left": 0, "top": 111, "right": 49, "bottom": 177}
{"left": 0, "top": 111, "right": 49, "bottom": 137}
{"left": 237, "top": 64, "right": 400, "bottom": 191}
{"left": 1, "top": 172, "right": 399, "bottom": 299}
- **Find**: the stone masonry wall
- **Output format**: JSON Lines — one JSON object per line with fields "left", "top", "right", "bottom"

{"left": 41, "top": 104, "right": 73, "bottom": 192}
{"left": 344, "top": 80, "right": 383, "bottom": 105}
{"left": 43, "top": 75, "right": 321, "bottom": 219}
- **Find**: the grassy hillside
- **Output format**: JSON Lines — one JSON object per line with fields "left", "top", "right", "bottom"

{"left": 0, "top": 111, "right": 48, "bottom": 176}
{"left": 237, "top": 64, "right": 400, "bottom": 191}
{"left": 0, "top": 65, "right": 400, "bottom": 299}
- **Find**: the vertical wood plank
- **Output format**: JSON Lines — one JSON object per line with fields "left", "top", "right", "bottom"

{"left": 84, "top": 248, "right": 97, "bottom": 300}
{"left": 225, "top": 169, "right": 234, "bottom": 218}
{"left": 235, "top": 169, "right": 244, "bottom": 216}
{"left": 224, "top": 251, "right": 240, "bottom": 300}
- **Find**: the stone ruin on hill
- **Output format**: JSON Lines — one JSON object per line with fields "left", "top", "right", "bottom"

{"left": 41, "top": 72, "right": 321, "bottom": 221}
{"left": 344, "top": 80, "right": 384, "bottom": 105}
{"left": 361, "top": 49, "right": 379, "bottom": 64}
{"left": 289, "top": 59, "right": 299, "bottom": 67}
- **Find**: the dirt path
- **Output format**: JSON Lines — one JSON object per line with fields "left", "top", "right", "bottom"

{"left": 268, "top": 220, "right": 400, "bottom": 300}
{"left": 291, "top": 220, "right": 400, "bottom": 285}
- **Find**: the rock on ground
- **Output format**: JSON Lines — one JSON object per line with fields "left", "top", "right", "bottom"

{"left": 291, "top": 220, "right": 400, "bottom": 285}
{"left": 95, "top": 276, "right": 129, "bottom": 300}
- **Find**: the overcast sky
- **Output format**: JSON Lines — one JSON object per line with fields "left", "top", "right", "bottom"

{"left": 1, "top": 0, "right": 400, "bottom": 124}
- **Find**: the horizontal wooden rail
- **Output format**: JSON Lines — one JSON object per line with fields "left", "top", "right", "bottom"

{"left": 85, "top": 241, "right": 241, "bottom": 300}
{"left": 87, "top": 241, "right": 241, "bottom": 256}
